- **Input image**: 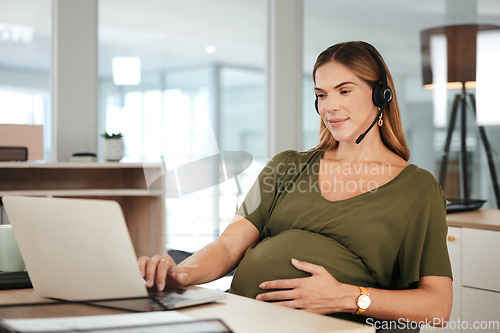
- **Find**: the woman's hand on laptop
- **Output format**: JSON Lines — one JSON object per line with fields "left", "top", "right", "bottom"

{"left": 138, "top": 255, "right": 189, "bottom": 291}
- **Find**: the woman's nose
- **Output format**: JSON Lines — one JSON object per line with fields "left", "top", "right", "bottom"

{"left": 321, "top": 96, "right": 339, "bottom": 114}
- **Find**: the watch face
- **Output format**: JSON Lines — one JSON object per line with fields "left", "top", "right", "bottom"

{"left": 358, "top": 294, "right": 371, "bottom": 310}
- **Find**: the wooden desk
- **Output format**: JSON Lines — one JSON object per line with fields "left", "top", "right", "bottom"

{"left": 446, "top": 209, "right": 500, "bottom": 231}
{"left": 0, "top": 162, "right": 166, "bottom": 257}
{"left": 0, "top": 288, "right": 372, "bottom": 333}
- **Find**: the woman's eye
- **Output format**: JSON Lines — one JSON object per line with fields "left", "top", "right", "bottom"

{"left": 315, "top": 94, "right": 326, "bottom": 99}
{"left": 340, "top": 89, "right": 351, "bottom": 95}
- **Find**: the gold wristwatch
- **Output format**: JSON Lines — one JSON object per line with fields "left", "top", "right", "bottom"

{"left": 354, "top": 286, "right": 371, "bottom": 315}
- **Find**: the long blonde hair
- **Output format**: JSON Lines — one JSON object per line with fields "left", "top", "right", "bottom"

{"left": 311, "top": 41, "right": 410, "bottom": 161}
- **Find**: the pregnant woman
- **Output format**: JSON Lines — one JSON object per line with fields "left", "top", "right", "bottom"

{"left": 138, "top": 41, "right": 452, "bottom": 331}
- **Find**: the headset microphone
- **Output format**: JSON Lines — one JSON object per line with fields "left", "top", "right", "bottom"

{"left": 355, "top": 99, "right": 389, "bottom": 144}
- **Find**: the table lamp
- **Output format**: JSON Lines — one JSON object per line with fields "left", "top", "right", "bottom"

{"left": 420, "top": 24, "right": 500, "bottom": 209}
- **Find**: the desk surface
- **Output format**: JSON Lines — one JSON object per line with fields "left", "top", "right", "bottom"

{"left": 0, "top": 288, "right": 372, "bottom": 333}
{"left": 447, "top": 209, "right": 500, "bottom": 231}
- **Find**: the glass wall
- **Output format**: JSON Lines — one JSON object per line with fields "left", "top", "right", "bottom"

{"left": 0, "top": 0, "right": 51, "bottom": 160}
{"left": 303, "top": 0, "right": 500, "bottom": 209}
{"left": 99, "top": 0, "right": 267, "bottom": 252}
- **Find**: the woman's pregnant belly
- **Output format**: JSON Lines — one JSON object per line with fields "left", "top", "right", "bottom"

{"left": 229, "top": 229, "right": 376, "bottom": 298}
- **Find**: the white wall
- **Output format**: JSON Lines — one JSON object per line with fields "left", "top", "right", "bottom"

{"left": 51, "top": 0, "right": 98, "bottom": 161}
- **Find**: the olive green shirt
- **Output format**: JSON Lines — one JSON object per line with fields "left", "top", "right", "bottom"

{"left": 230, "top": 150, "right": 452, "bottom": 299}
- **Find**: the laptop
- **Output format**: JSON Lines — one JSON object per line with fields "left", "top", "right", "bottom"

{"left": 2, "top": 196, "right": 225, "bottom": 311}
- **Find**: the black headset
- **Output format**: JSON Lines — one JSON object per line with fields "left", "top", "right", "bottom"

{"left": 314, "top": 45, "right": 393, "bottom": 144}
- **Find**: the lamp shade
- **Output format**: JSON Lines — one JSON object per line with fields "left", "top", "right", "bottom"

{"left": 420, "top": 24, "right": 500, "bottom": 89}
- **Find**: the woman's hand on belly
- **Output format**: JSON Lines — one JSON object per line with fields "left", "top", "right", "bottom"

{"left": 255, "top": 258, "right": 359, "bottom": 314}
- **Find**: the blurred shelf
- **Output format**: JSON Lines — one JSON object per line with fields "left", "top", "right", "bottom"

{"left": 0, "top": 163, "right": 166, "bottom": 257}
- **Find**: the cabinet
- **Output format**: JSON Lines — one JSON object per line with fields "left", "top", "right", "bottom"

{"left": 0, "top": 162, "right": 166, "bottom": 257}
{"left": 462, "top": 228, "right": 500, "bottom": 292}
{"left": 462, "top": 288, "right": 500, "bottom": 333}
{"left": 461, "top": 228, "right": 500, "bottom": 333}
{"left": 444, "top": 211, "right": 500, "bottom": 333}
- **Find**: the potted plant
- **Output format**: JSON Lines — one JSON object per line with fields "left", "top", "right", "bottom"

{"left": 101, "top": 132, "right": 124, "bottom": 161}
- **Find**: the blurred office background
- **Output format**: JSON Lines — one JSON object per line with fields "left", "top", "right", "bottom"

{"left": 1, "top": 0, "right": 499, "bottom": 253}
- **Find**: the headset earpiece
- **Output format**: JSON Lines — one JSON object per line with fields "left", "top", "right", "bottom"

{"left": 366, "top": 48, "right": 392, "bottom": 108}
{"left": 372, "top": 84, "right": 393, "bottom": 108}
{"left": 315, "top": 97, "right": 319, "bottom": 114}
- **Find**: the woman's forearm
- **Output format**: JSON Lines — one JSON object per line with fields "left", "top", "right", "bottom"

{"left": 179, "top": 216, "right": 260, "bottom": 286}
{"left": 256, "top": 260, "right": 452, "bottom": 326}
{"left": 178, "top": 239, "right": 239, "bottom": 285}
{"left": 359, "top": 276, "right": 453, "bottom": 326}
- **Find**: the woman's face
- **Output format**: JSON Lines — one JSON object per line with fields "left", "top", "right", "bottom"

{"left": 314, "top": 61, "right": 378, "bottom": 144}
